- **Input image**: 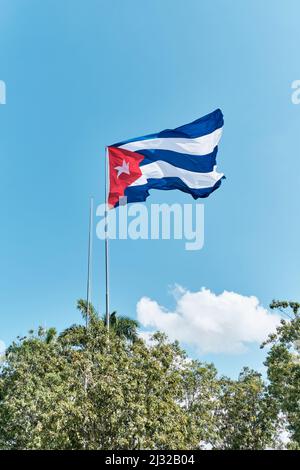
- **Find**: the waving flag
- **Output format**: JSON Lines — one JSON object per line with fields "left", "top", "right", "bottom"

{"left": 108, "top": 109, "right": 224, "bottom": 208}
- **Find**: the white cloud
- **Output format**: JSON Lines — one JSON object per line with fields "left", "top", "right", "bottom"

{"left": 137, "top": 287, "right": 281, "bottom": 354}
{"left": 0, "top": 340, "right": 6, "bottom": 353}
{"left": 138, "top": 331, "right": 154, "bottom": 346}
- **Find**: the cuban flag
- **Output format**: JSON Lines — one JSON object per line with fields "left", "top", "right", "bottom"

{"left": 108, "top": 109, "right": 224, "bottom": 208}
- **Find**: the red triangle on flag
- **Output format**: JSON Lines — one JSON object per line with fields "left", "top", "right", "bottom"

{"left": 108, "top": 147, "right": 145, "bottom": 207}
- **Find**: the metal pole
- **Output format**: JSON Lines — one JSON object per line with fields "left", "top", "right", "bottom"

{"left": 86, "top": 197, "right": 94, "bottom": 328}
{"left": 104, "top": 147, "right": 110, "bottom": 331}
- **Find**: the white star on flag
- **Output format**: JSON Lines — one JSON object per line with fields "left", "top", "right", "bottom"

{"left": 115, "top": 159, "right": 130, "bottom": 178}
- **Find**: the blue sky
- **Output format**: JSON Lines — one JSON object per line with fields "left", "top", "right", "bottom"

{"left": 1, "top": 0, "right": 300, "bottom": 377}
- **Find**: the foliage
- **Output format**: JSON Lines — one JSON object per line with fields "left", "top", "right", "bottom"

{"left": 182, "top": 360, "right": 221, "bottom": 448}
{"left": 0, "top": 299, "right": 296, "bottom": 449}
{"left": 215, "top": 368, "right": 280, "bottom": 449}
{"left": 262, "top": 300, "right": 300, "bottom": 448}
{"left": 0, "top": 305, "right": 190, "bottom": 449}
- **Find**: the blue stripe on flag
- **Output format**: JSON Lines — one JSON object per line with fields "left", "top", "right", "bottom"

{"left": 137, "top": 148, "right": 218, "bottom": 173}
{"left": 119, "top": 176, "right": 224, "bottom": 206}
{"left": 112, "top": 109, "right": 223, "bottom": 147}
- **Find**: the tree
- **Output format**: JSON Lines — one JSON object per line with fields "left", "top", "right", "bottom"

{"left": 76, "top": 299, "right": 139, "bottom": 342}
{"left": 182, "top": 360, "right": 221, "bottom": 449}
{"left": 104, "top": 311, "right": 139, "bottom": 342}
{"left": 0, "top": 327, "right": 77, "bottom": 449}
{"left": 0, "top": 299, "right": 284, "bottom": 450}
{"left": 0, "top": 305, "right": 190, "bottom": 449}
{"left": 262, "top": 300, "right": 300, "bottom": 448}
{"left": 215, "top": 367, "right": 279, "bottom": 449}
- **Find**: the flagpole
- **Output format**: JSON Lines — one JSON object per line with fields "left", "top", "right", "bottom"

{"left": 86, "top": 197, "right": 94, "bottom": 328}
{"left": 104, "top": 146, "right": 110, "bottom": 331}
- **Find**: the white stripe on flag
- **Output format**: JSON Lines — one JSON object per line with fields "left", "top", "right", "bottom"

{"left": 119, "top": 127, "right": 223, "bottom": 156}
{"left": 130, "top": 161, "right": 224, "bottom": 189}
